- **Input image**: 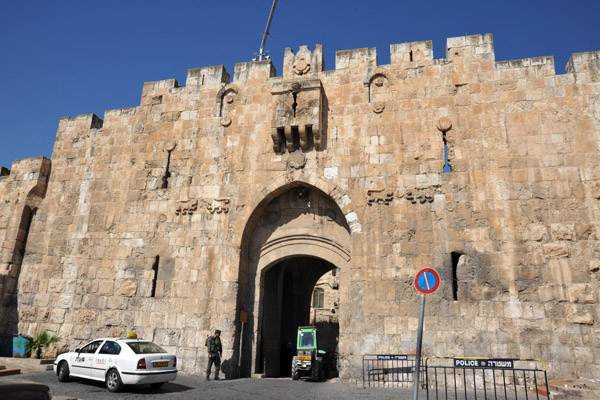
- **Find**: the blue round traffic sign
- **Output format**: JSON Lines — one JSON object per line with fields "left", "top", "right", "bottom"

{"left": 414, "top": 268, "right": 440, "bottom": 294}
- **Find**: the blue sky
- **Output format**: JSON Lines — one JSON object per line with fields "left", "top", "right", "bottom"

{"left": 1, "top": 0, "right": 599, "bottom": 169}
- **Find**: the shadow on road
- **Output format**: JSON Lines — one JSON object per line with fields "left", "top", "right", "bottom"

{"left": 67, "top": 377, "right": 193, "bottom": 394}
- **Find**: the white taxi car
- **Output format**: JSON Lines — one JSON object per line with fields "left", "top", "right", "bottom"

{"left": 53, "top": 337, "right": 177, "bottom": 392}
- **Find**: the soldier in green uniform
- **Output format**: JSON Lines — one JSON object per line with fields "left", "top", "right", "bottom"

{"left": 205, "top": 329, "right": 223, "bottom": 380}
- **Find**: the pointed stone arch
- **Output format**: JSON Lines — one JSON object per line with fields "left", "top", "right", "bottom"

{"left": 233, "top": 174, "right": 359, "bottom": 377}
{"left": 232, "top": 172, "right": 362, "bottom": 252}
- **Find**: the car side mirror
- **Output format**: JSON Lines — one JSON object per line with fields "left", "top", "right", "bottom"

{"left": 74, "top": 348, "right": 80, "bottom": 353}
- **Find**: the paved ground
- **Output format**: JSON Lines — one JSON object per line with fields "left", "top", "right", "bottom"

{"left": 7, "top": 370, "right": 418, "bottom": 400}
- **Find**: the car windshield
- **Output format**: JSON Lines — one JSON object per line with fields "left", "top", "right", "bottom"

{"left": 126, "top": 342, "right": 167, "bottom": 354}
{"left": 299, "top": 332, "right": 314, "bottom": 348}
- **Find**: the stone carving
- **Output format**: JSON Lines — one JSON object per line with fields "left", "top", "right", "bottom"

{"left": 405, "top": 186, "right": 441, "bottom": 204}
{"left": 367, "top": 189, "right": 394, "bottom": 205}
{"left": 287, "top": 150, "right": 306, "bottom": 169}
{"left": 215, "top": 84, "right": 241, "bottom": 128}
{"left": 165, "top": 142, "right": 177, "bottom": 152}
{"left": 436, "top": 117, "right": 452, "bottom": 132}
{"left": 175, "top": 198, "right": 231, "bottom": 215}
{"left": 221, "top": 116, "right": 232, "bottom": 127}
{"left": 271, "top": 79, "right": 323, "bottom": 153}
{"left": 365, "top": 70, "right": 391, "bottom": 114}
{"left": 372, "top": 103, "right": 385, "bottom": 113}
{"left": 175, "top": 200, "right": 198, "bottom": 215}
{"left": 207, "top": 198, "right": 230, "bottom": 214}
{"left": 293, "top": 55, "right": 311, "bottom": 75}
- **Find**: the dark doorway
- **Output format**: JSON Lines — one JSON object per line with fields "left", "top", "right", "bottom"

{"left": 257, "top": 256, "right": 339, "bottom": 377}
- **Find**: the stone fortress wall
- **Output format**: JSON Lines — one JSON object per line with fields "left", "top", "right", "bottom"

{"left": 0, "top": 33, "right": 599, "bottom": 381}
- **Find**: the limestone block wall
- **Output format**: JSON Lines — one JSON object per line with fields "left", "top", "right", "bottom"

{"left": 0, "top": 33, "right": 598, "bottom": 380}
{"left": 0, "top": 157, "right": 50, "bottom": 348}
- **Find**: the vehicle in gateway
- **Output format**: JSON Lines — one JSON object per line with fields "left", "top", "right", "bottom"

{"left": 53, "top": 337, "right": 177, "bottom": 392}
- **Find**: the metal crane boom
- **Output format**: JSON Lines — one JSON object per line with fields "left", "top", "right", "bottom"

{"left": 256, "top": 0, "right": 278, "bottom": 61}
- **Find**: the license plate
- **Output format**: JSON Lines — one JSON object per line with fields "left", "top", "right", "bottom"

{"left": 154, "top": 361, "right": 169, "bottom": 367}
{"left": 298, "top": 356, "right": 311, "bottom": 361}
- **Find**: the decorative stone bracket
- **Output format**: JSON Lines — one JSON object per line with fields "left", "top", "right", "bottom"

{"left": 271, "top": 79, "right": 323, "bottom": 153}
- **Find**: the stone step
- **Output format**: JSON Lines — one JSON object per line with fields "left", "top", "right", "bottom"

{"left": 547, "top": 378, "right": 600, "bottom": 399}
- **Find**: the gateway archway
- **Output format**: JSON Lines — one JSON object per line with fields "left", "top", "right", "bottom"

{"left": 235, "top": 181, "right": 354, "bottom": 377}
{"left": 258, "top": 256, "right": 337, "bottom": 377}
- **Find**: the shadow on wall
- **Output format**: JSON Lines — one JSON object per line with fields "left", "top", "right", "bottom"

{"left": 222, "top": 357, "right": 236, "bottom": 380}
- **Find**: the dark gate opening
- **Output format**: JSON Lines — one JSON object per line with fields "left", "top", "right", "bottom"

{"left": 258, "top": 256, "right": 338, "bottom": 377}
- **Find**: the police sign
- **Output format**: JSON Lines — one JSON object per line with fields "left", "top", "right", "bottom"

{"left": 377, "top": 355, "right": 408, "bottom": 361}
{"left": 454, "top": 358, "right": 514, "bottom": 369}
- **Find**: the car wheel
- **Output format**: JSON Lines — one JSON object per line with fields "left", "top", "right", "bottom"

{"left": 57, "top": 361, "right": 70, "bottom": 382}
{"left": 291, "top": 356, "right": 299, "bottom": 380}
{"left": 105, "top": 369, "right": 123, "bottom": 392}
{"left": 311, "top": 359, "right": 322, "bottom": 382}
{"left": 150, "top": 382, "right": 165, "bottom": 389}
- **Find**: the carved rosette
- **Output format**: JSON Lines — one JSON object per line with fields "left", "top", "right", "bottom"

{"left": 293, "top": 55, "right": 311, "bottom": 75}
{"left": 372, "top": 103, "right": 385, "bottom": 113}
{"left": 436, "top": 117, "right": 452, "bottom": 132}
{"left": 287, "top": 150, "right": 306, "bottom": 169}
{"left": 220, "top": 116, "right": 232, "bottom": 127}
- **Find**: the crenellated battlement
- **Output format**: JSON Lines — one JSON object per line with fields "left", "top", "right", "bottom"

{"left": 566, "top": 50, "right": 600, "bottom": 80}
{"left": 0, "top": 157, "right": 50, "bottom": 183}
{"left": 446, "top": 33, "right": 494, "bottom": 60}
{"left": 390, "top": 40, "right": 433, "bottom": 64}
{"left": 50, "top": 34, "right": 600, "bottom": 126}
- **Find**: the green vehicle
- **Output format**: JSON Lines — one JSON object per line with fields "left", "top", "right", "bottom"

{"left": 291, "top": 326, "right": 326, "bottom": 381}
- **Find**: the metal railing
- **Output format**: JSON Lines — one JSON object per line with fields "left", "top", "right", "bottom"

{"left": 425, "top": 357, "right": 549, "bottom": 400}
{"left": 362, "top": 354, "right": 421, "bottom": 388}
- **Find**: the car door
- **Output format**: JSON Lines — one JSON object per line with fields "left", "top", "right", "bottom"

{"left": 71, "top": 340, "right": 104, "bottom": 378}
{"left": 92, "top": 340, "right": 121, "bottom": 379}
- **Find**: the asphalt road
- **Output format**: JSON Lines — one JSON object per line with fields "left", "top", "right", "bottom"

{"left": 8, "top": 370, "right": 418, "bottom": 400}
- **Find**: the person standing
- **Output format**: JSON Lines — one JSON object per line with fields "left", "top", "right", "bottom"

{"left": 205, "top": 329, "right": 223, "bottom": 380}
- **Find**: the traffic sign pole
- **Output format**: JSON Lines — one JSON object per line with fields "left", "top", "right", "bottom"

{"left": 413, "top": 293, "right": 425, "bottom": 400}
{"left": 412, "top": 268, "right": 440, "bottom": 400}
